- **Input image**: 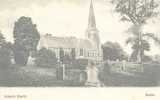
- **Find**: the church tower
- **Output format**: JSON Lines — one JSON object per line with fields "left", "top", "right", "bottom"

{"left": 86, "top": 0, "right": 100, "bottom": 49}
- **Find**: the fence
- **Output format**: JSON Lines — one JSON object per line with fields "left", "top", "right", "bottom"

{"left": 108, "top": 60, "right": 143, "bottom": 74}
{"left": 57, "top": 60, "right": 144, "bottom": 82}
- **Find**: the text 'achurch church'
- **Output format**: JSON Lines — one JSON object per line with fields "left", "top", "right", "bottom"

{"left": 38, "top": 0, "right": 103, "bottom": 63}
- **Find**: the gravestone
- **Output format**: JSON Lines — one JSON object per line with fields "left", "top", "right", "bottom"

{"left": 27, "top": 55, "right": 35, "bottom": 65}
{"left": 85, "top": 61, "right": 100, "bottom": 87}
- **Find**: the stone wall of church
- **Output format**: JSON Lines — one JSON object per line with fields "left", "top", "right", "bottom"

{"left": 38, "top": 35, "right": 103, "bottom": 63}
{"left": 49, "top": 47, "right": 103, "bottom": 63}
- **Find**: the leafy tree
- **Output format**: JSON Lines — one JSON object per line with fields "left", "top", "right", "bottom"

{"left": 35, "top": 48, "right": 57, "bottom": 68}
{"left": 62, "top": 54, "right": 72, "bottom": 65}
{"left": 0, "top": 32, "right": 11, "bottom": 67}
{"left": 13, "top": 16, "right": 40, "bottom": 65}
{"left": 13, "top": 44, "right": 29, "bottom": 65}
{"left": 126, "top": 25, "right": 160, "bottom": 62}
{"left": 111, "top": 0, "right": 160, "bottom": 63}
{"left": 0, "top": 46, "right": 12, "bottom": 67}
{"left": 102, "top": 42, "right": 128, "bottom": 61}
{"left": 72, "top": 58, "right": 88, "bottom": 70}
{"left": 111, "top": 0, "right": 158, "bottom": 25}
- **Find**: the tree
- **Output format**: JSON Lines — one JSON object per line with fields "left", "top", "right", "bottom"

{"left": 111, "top": 0, "right": 160, "bottom": 63}
{"left": 0, "top": 31, "right": 5, "bottom": 47}
{"left": 0, "top": 46, "right": 12, "bottom": 67}
{"left": 62, "top": 54, "right": 72, "bottom": 65}
{"left": 0, "top": 32, "right": 11, "bottom": 67}
{"left": 102, "top": 42, "right": 128, "bottom": 61}
{"left": 13, "top": 44, "right": 29, "bottom": 65}
{"left": 111, "top": 0, "right": 158, "bottom": 25}
{"left": 13, "top": 16, "right": 40, "bottom": 65}
{"left": 72, "top": 58, "right": 89, "bottom": 70}
{"left": 35, "top": 48, "right": 57, "bottom": 68}
{"left": 126, "top": 25, "right": 160, "bottom": 62}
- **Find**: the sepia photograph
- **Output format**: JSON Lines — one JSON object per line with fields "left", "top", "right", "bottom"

{"left": 0, "top": 0, "right": 160, "bottom": 88}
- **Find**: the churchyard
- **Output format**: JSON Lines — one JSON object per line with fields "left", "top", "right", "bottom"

{"left": 0, "top": 64, "right": 84, "bottom": 87}
{"left": 0, "top": 60, "right": 160, "bottom": 87}
{"left": 99, "top": 61, "right": 160, "bottom": 86}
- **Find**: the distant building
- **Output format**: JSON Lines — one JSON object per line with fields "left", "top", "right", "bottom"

{"left": 38, "top": 0, "right": 103, "bottom": 63}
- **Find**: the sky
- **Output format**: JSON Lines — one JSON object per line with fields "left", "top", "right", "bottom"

{"left": 0, "top": 0, "right": 160, "bottom": 55}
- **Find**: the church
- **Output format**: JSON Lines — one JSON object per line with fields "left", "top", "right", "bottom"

{"left": 38, "top": 0, "right": 103, "bottom": 63}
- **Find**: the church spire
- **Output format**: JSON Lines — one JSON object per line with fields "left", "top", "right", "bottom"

{"left": 86, "top": 0, "right": 100, "bottom": 49}
{"left": 88, "top": 0, "right": 96, "bottom": 28}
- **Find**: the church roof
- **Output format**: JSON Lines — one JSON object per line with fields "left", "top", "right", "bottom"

{"left": 39, "top": 34, "right": 95, "bottom": 50}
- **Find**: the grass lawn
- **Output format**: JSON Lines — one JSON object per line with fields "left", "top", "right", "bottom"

{"left": 0, "top": 65, "right": 83, "bottom": 87}
{"left": 101, "top": 63, "right": 160, "bottom": 87}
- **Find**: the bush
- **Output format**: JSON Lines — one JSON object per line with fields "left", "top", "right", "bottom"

{"left": 62, "top": 54, "right": 72, "bottom": 65}
{"left": 98, "top": 62, "right": 111, "bottom": 84}
{"left": 0, "top": 32, "right": 11, "bottom": 67}
{"left": 13, "top": 44, "right": 29, "bottom": 66}
{"left": 72, "top": 58, "right": 88, "bottom": 70}
{"left": 35, "top": 48, "right": 58, "bottom": 68}
{"left": 0, "top": 46, "right": 11, "bottom": 68}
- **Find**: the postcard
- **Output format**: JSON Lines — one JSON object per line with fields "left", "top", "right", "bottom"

{"left": 0, "top": 0, "right": 160, "bottom": 100}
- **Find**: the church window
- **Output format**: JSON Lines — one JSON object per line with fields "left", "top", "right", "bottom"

{"left": 80, "top": 49, "right": 83, "bottom": 56}
{"left": 88, "top": 52, "right": 90, "bottom": 57}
